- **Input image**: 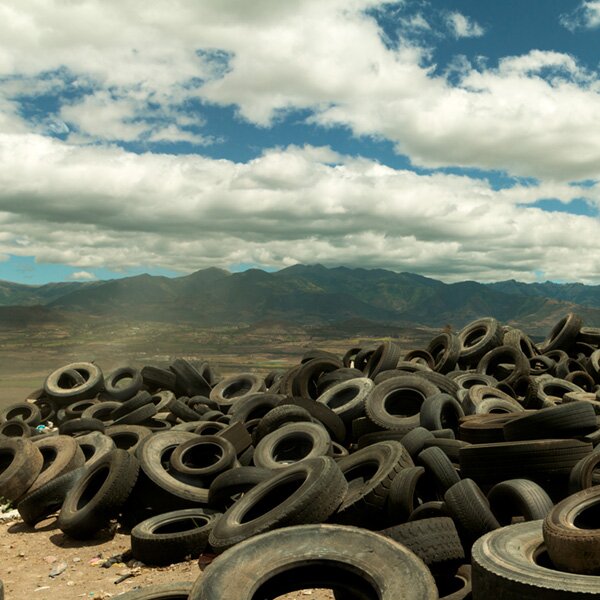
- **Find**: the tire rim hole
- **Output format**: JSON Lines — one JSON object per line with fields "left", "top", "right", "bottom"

{"left": 383, "top": 389, "right": 424, "bottom": 417}
{"left": 181, "top": 443, "right": 224, "bottom": 469}
{"left": 77, "top": 466, "right": 110, "bottom": 510}
{"left": 272, "top": 433, "right": 315, "bottom": 463}
{"left": 241, "top": 476, "right": 305, "bottom": 524}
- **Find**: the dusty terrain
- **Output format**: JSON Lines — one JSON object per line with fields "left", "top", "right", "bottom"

{"left": 0, "top": 514, "right": 333, "bottom": 599}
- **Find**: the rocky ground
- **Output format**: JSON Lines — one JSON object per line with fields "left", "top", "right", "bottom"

{"left": 0, "top": 512, "right": 333, "bottom": 599}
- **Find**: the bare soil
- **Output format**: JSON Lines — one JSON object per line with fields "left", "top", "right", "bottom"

{"left": 0, "top": 515, "right": 333, "bottom": 599}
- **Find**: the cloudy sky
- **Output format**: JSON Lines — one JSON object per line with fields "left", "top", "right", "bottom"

{"left": 1, "top": 0, "right": 600, "bottom": 284}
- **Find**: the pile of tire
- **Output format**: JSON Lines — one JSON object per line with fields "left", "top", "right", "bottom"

{"left": 2, "top": 313, "right": 600, "bottom": 598}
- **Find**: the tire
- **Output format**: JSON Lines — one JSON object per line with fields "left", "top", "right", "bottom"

{"left": 476, "top": 345, "right": 529, "bottom": 387}
{"left": 315, "top": 368, "right": 363, "bottom": 396}
{"left": 409, "top": 500, "right": 449, "bottom": 522}
{"left": 422, "top": 439, "right": 469, "bottom": 465}
{"left": 568, "top": 452, "right": 600, "bottom": 493}
{"left": 317, "top": 377, "right": 373, "bottom": 424}
{"left": 58, "top": 417, "right": 106, "bottom": 436}
{"left": 81, "top": 401, "right": 121, "bottom": 422}
{"left": 131, "top": 508, "right": 220, "bottom": 565}
{"left": 473, "top": 520, "right": 600, "bottom": 599}
{"left": 543, "top": 486, "right": 600, "bottom": 574}
{"left": 437, "top": 564, "right": 472, "bottom": 600}
{"left": 141, "top": 365, "right": 177, "bottom": 392}
{"left": 524, "top": 376, "right": 583, "bottom": 409}
{"left": 58, "top": 448, "right": 139, "bottom": 539}
{"left": 417, "top": 446, "right": 461, "bottom": 496}
{"left": 458, "top": 412, "right": 523, "bottom": 444}
{"left": 105, "top": 424, "right": 153, "bottom": 454}
{"left": 0, "top": 420, "right": 31, "bottom": 438}
{"left": 444, "top": 479, "right": 500, "bottom": 550}
{"left": 403, "top": 349, "right": 435, "bottom": 369}
{"left": 539, "top": 312, "right": 583, "bottom": 353}
{"left": 210, "top": 374, "right": 266, "bottom": 412}
{"left": 365, "top": 341, "right": 402, "bottom": 378}
{"left": 379, "top": 516, "right": 464, "bottom": 575}
{"left": 111, "top": 391, "right": 154, "bottom": 420}
{"left": 104, "top": 366, "right": 143, "bottom": 401}
{"left": 386, "top": 466, "right": 436, "bottom": 523}
{"left": 112, "top": 402, "right": 158, "bottom": 425}
{"left": 17, "top": 466, "right": 86, "bottom": 526}
{"left": 28, "top": 435, "right": 85, "bottom": 494}
{"left": 487, "top": 479, "right": 554, "bottom": 525}
{"left": 458, "top": 317, "right": 503, "bottom": 365}
{"left": 192, "top": 524, "right": 437, "bottom": 599}
{"left": 136, "top": 431, "right": 211, "bottom": 507}
{"left": 504, "top": 328, "right": 539, "bottom": 359}
{"left": 208, "top": 466, "right": 274, "bottom": 510}
{"left": 44, "top": 362, "right": 104, "bottom": 405}
{"left": 503, "top": 401, "right": 597, "bottom": 441}
{"left": 396, "top": 427, "right": 435, "bottom": 458}
{"left": 208, "top": 457, "right": 348, "bottom": 553}
{"left": 292, "top": 357, "right": 343, "bottom": 399}
{"left": 463, "top": 385, "right": 522, "bottom": 416}
{"left": 334, "top": 441, "right": 413, "bottom": 527}
{"left": 168, "top": 398, "right": 205, "bottom": 423}
{"left": 0, "top": 437, "right": 44, "bottom": 502}
{"left": 419, "top": 393, "right": 464, "bottom": 435}
{"left": 459, "top": 439, "right": 593, "bottom": 487}
{"left": 76, "top": 431, "right": 116, "bottom": 467}
{"left": 253, "top": 422, "right": 332, "bottom": 469}
{"left": 277, "top": 397, "right": 346, "bottom": 444}
{"left": 0, "top": 402, "right": 41, "bottom": 427}
{"left": 170, "top": 358, "right": 212, "bottom": 398}
{"left": 427, "top": 333, "right": 461, "bottom": 374}
{"left": 365, "top": 375, "right": 440, "bottom": 431}
{"left": 228, "top": 393, "right": 283, "bottom": 424}
{"left": 112, "top": 582, "right": 193, "bottom": 599}
{"left": 169, "top": 436, "right": 237, "bottom": 481}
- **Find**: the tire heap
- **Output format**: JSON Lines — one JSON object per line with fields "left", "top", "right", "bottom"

{"left": 2, "top": 313, "right": 600, "bottom": 598}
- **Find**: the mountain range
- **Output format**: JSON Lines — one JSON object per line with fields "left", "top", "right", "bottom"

{"left": 2, "top": 265, "right": 600, "bottom": 334}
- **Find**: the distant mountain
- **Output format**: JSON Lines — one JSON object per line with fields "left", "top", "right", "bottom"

{"left": 2, "top": 265, "right": 600, "bottom": 331}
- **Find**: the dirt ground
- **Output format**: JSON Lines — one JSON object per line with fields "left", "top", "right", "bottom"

{"left": 0, "top": 514, "right": 333, "bottom": 599}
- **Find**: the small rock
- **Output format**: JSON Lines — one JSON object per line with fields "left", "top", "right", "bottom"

{"left": 44, "top": 555, "right": 58, "bottom": 564}
{"left": 73, "top": 557, "right": 81, "bottom": 563}
{"left": 49, "top": 562, "right": 68, "bottom": 578}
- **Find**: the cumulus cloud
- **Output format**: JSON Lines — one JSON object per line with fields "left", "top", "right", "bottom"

{"left": 446, "top": 12, "right": 485, "bottom": 38}
{"left": 70, "top": 271, "right": 97, "bottom": 280}
{"left": 560, "top": 1, "right": 600, "bottom": 31}
{"left": 1, "top": 134, "right": 600, "bottom": 282}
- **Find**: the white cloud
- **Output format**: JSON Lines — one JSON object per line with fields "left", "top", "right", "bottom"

{"left": 560, "top": 1, "right": 600, "bottom": 31}
{"left": 446, "top": 12, "right": 485, "bottom": 38}
{"left": 70, "top": 270, "right": 96, "bottom": 280}
{"left": 1, "top": 2, "right": 600, "bottom": 180}
{"left": 1, "top": 134, "right": 600, "bottom": 282}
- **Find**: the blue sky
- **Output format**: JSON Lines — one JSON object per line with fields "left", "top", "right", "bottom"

{"left": 1, "top": 0, "right": 600, "bottom": 284}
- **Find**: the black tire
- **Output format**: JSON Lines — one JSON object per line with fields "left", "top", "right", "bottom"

{"left": 422, "top": 439, "right": 469, "bottom": 465}
{"left": 487, "top": 479, "right": 553, "bottom": 525}
{"left": 58, "top": 448, "right": 139, "bottom": 539}
{"left": 17, "top": 466, "right": 86, "bottom": 526}
{"left": 463, "top": 385, "right": 522, "bottom": 416}
{"left": 228, "top": 393, "right": 283, "bottom": 424}
{"left": 568, "top": 452, "right": 600, "bottom": 493}
{"left": 524, "top": 376, "right": 583, "bottom": 409}
{"left": 0, "top": 420, "right": 31, "bottom": 438}
{"left": 417, "top": 446, "right": 461, "bottom": 496}
{"left": 111, "top": 391, "right": 154, "bottom": 420}
{"left": 379, "top": 517, "right": 465, "bottom": 575}
{"left": 476, "top": 345, "right": 529, "bottom": 387}
{"left": 81, "top": 400, "right": 121, "bottom": 422}
{"left": 409, "top": 500, "right": 449, "bottom": 522}
{"left": 444, "top": 479, "right": 500, "bottom": 550}
{"left": 543, "top": 486, "right": 600, "bottom": 574}
{"left": 112, "top": 582, "right": 193, "bottom": 599}
{"left": 208, "top": 457, "right": 348, "bottom": 553}
{"left": 427, "top": 333, "right": 461, "bottom": 374}
{"left": 277, "top": 397, "right": 346, "bottom": 444}
{"left": 365, "top": 341, "right": 402, "bottom": 378}
{"left": 140, "top": 365, "right": 178, "bottom": 392}
{"left": 105, "top": 424, "right": 153, "bottom": 454}
{"left": 419, "top": 393, "right": 464, "bottom": 435}
{"left": 317, "top": 377, "right": 373, "bottom": 424}
{"left": 503, "top": 401, "right": 597, "bottom": 441}
{"left": 458, "top": 317, "right": 503, "bottom": 365}
{"left": 473, "top": 520, "right": 600, "bottom": 599}
{"left": 58, "top": 417, "right": 106, "bottom": 436}
{"left": 112, "top": 402, "right": 158, "bottom": 425}
{"left": 208, "top": 466, "right": 273, "bottom": 510}
{"left": 539, "top": 312, "right": 583, "bottom": 353}
{"left": 44, "top": 362, "right": 104, "bottom": 405}
{"left": 136, "top": 431, "right": 211, "bottom": 507}
{"left": 210, "top": 373, "right": 266, "bottom": 412}
{"left": 170, "top": 358, "right": 212, "bottom": 398}
{"left": 292, "top": 357, "right": 343, "bottom": 399}
{"left": 386, "top": 466, "right": 435, "bottom": 523}
{"left": 365, "top": 375, "right": 440, "bottom": 431}
{"left": 334, "top": 441, "right": 413, "bottom": 527}
{"left": 104, "top": 366, "right": 143, "bottom": 401}
{"left": 403, "top": 349, "right": 435, "bottom": 369}
{"left": 459, "top": 439, "right": 593, "bottom": 487}
{"left": 169, "top": 436, "right": 237, "bottom": 481}
{"left": 29, "top": 435, "right": 85, "bottom": 494}
{"left": 131, "top": 508, "right": 220, "bottom": 565}
{"left": 76, "top": 431, "right": 116, "bottom": 467}
{"left": 251, "top": 405, "right": 311, "bottom": 446}
{"left": 0, "top": 402, "right": 41, "bottom": 427}
{"left": 191, "top": 524, "right": 438, "bottom": 599}
{"left": 0, "top": 437, "right": 43, "bottom": 502}
{"left": 168, "top": 398, "right": 205, "bottom": 423}
{"left": 253, "top": 422, "right": 332, "bottom": 469}
{"left": 396, "top": 427, "right": 435, "bottom": 458}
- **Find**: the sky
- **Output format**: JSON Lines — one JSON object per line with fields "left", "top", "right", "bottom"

{"left": 1, "top": 1, "right": 600, "bottom": 285}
